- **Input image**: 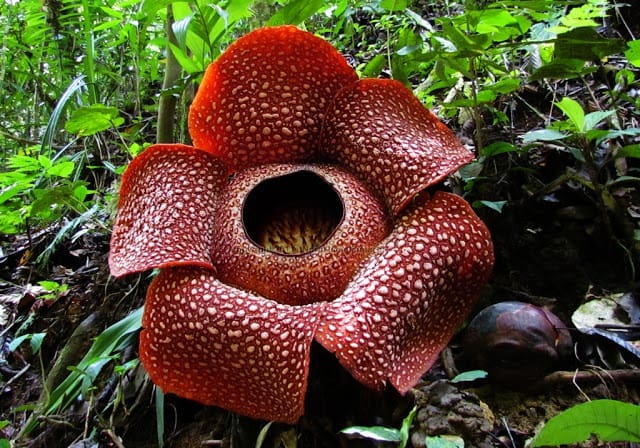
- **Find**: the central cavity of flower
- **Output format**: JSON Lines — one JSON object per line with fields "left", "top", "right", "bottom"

{"left": 243, "top": 171, "right": 344, "bottom": 255}
{"left": 211, "top": 163, "right": 390, "bottom": 306}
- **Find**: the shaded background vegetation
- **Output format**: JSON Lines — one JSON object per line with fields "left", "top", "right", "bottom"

{"left": 0, "top": 0, "right": 639, "bottom": 446}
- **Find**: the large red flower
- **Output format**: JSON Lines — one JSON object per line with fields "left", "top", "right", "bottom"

{"left": 109, "top": 26, "right": 494, "bottom": 424}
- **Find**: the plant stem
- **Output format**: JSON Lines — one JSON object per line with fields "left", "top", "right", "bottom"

{"left": 156, "top": 5, "right": 182, "bottom": 144}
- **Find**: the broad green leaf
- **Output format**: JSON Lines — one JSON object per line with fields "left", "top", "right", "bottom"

{"left": 625, "top": 40, "right": 640, "bottom": 68}
{"left": 38, "top": 280, "right": 61, "bottom": 291}
{"left": 481, "top": 142, "right": 520, "bottom": 157}
{"left": 380, "top": 0, "right": 407, "bottom": 12}
{"left": 65, "top": 105, "right": 124, "bottom": 136}
{"left": 619, "top": 144, "right": 640, "bottom": 158}
{"left": 340, "top": 426, "right": 401, "bottom": 442}
{"left": 30, "top": 185, "right": 76, "bottom": 217}
{"left": 521, "top": 129, "right": 568, "bottom": 144}
{"left": 452, "top": 370, "right": 488, "bottom": 383}
{"left": 528, "top": 59, "right": 589, "bottom": 81}
{"left": 555, "top": 97, "right": 585, "bottom": 132}
{"left": 532, "top": 400, "right": 640, "bottom": 446}
{"left": 474, "top": 200, "right": 507, "bottom": 213}
{"left": 0, "top": 182, "right": 33, "bottom": 205}
{"left": 29, "top": 333, "right": 46, "bottom": 353}
{"left": 361, "top": 54, "right": 386, "bottom": 78}
{"left": 266, "top": 0, "right": 325, "bottom": 26}
{"left": 169, "top": 42, "right": 203, "bottom": 74}
{"left": 47, "top": 161, "right": 75, "bottom": 178}
{"left": 425, "top": 435, "right": 465, "bottom": 448}
{"left": 8, "top": 334, "right": 32, "bottom": 352}
{"left": 7, "top": 155, "right": 41, "bottom": 172}
{"left": 583, "top": 110, "right": 615, "bottom": 132}
{"left": 475, "top": 89, "right": 497, "bottom": 104}
{"left": 554, "top": 27, "right": 625, "bottom": 62}
{"left": 37, "top": 155, "right": 52, "bottom": 170}
{"left": 141, "top": 0, "right": 172, "bottom": 17}
{"left": 8, "top": 333, "right": 46, "bottom": 353}
{"left": 487, "top": 77, "right": 521, "bottom": 94}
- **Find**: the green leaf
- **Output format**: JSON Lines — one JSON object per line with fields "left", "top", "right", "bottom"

{"left": 255, "top": 421, "right": 274, "bottom": 448}
{"left": 29, "top": 333, "right": 46, "bottom": 353}
{"left": 452, "top": 370, "right": 488, "bottom": 383}
{"left": 8, "top": 334, "right": 32, "bottom": 352}
{"left": 47, "top": 161, "right": 75, "bottom": 178}
{"left": 65, "top": 105, "right": 124, "bottom": 136}
{"left": 473, "top": 200, "right": 507, "bottom": 213}
{"left": 555, "top": 27, "right": 625, "bottom": 62}
{"left": 481, "top": 142, "right": 520, "bottom": 157}
{"left": 380, "top": 0, "right": 407, "bottom": 12}
{"left": 555, "top": 97, "right": 585, "bottom": 132}
{"left": 8, "top": 333, "right": 46, "bottom": 353}
{"left": 340, "top": 426, "right": 402, "bottom": 442}
{"left": 399, "top": 405, "right": 418, "bottom": 448}
{"left": 529, "top": 59, "right": 588, "bottom": 81}
{"left": 425, "top": 435, "right": 465, "bottom": 448}
{"left": 625, "top": 40, "right": 640, "bottom": 68}
{"left": 619, "top": 144, "right": 640, "bottom": 158}
{"left": 266, "top": 0, "right": 325, "bottom": 26}
{"left": 521, "top": 129, "right": 568, "bottom": 144}
{"left": 583, "top": 110, "right": 615, "bottom": 133}
{"left": 532, "top": 399, "right": 640, "bottom": 446}
{"left": 44, "top": 308, "right": 143, "bottom": 417}
{"left": 168, "top": 42, "right": 203, "bottom": 74}
{"left": 361, "top": 54, "right": 386, "bottom": 78}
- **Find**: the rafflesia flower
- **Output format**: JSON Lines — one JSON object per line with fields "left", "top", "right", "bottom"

{"left": 109, "top": 25, "right": 494, "bottom": 424}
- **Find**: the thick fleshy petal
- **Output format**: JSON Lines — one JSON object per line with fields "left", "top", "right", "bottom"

{"left": 320, "top": 79, "right": 473, "bottom": 216}
{"left": 109, "top": 145, "right": 227, "bottom": 277}
{"left": 211, "top": 163, "right": 391, "bottom": 306}
{"left": 140, "top": 267, "right": 326, "bottom": 424}
{"left": 188, "top": 25, "right": 358, "bottom": 171}
{"left": 315, "top": 192, "right": 494, "bottom": 392}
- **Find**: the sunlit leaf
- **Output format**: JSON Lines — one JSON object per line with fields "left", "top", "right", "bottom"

{"left": 532, "top": 400, "right": 640, "bottom": 446}
{"left": 65, "top": 105, "right": 124, "bottom": 136}
{"left": 625, "top": 40, "right": 640, "bottom": 68}
{"left": 340, "top": 426, "right": 402, "bottom": 442}
{"left": 521, "top": 129, "right": 568, "bottom": 143}
{"left": 266, "top": 0, "right": 325, "bottom": 26}
{"left": 555, "top": 97, "right": 585, "bottom": 132}
{"left": 380, "top": 0, "right": 407, "bottom": 12}
{"left": 47, "top": 161, "right": 75, "bottom": 178}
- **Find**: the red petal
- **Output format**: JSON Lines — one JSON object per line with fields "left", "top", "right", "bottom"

{"left": 211, "top": 163, "right": 390, "bottom": 306}
{"left": 320, "top": 79, "right": 473, "bottom": 216}
{"left": 140, "top": 267, "right": 325, "bottom": 424}
{"left": 109, "top": 145, "right": 227, "bottom": 277}
{"left": 188, "top": 26, "right": 358, "bottom": 171}
{"left": 315, "top": 192, "right": 494, "bottom": 392}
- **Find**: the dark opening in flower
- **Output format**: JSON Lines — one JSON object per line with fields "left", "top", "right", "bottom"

{"left": 109, "top": 25, "right": 495, "bottom": 424}
{"left": 242, "top": 170, "right": 343, "bottom": 255}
